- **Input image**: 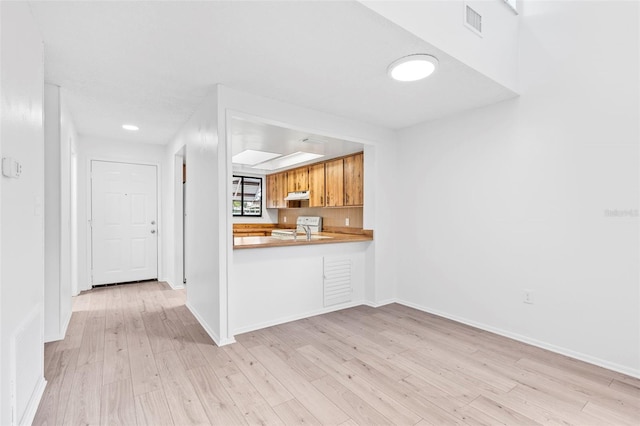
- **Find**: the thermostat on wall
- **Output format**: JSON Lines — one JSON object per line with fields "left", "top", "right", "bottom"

{"left": 2, "top": 157, "right": 22, "bottom": 178}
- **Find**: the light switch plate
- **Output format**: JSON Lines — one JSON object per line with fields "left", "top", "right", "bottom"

{"left": 2, "top": 157, "right": 22, "bottom": 178}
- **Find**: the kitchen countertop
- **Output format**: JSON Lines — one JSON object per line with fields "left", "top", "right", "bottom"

{"left": 233, "top": 230, "right": 373, "bottom": 249}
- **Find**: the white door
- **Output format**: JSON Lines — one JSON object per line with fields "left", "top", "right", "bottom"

{"left": 91, "top": 161, "right": 158, "bottom": 285}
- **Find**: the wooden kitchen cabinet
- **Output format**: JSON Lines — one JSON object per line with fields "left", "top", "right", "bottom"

{"left": 287, "top": 167, "right": 309, "bottom": 192}
{"left": 275, "top": 172, "right": 287, "bottom": 208}
{"left": 308, "top": 163, "right": 325, "bottom": 207}
{"left": 325, "top": 158, "right": 344, "bottom": 207}
{"left": 266, "top": 172, "right": 287, "bottom": 208}
{"left": 344, "top": 153, "right": 363, "bottom": 206}
{"left": 266, "top": 174, "right": 277, "bottom": 208}
{"left": 266, "top": 152, "right": 362, "bottom": 209}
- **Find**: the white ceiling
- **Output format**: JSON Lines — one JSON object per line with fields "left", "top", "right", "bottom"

{"left": 231, "top": 117, "right": 364, "bottom": 174}
{"left": 28, "top": 1, "right": 516, "bottom": 145}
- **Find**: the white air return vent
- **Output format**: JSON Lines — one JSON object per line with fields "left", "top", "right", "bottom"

{"left": 464, "top": 3, "right": 483, "bottom": 37}
{"left": 323, "top": 257, "right": 352, "bottom": 307}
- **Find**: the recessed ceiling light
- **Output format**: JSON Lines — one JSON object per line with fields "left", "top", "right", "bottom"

{"left": 388, "top": 54, "right": 438, "bottom": 82}
{"left": 253, "top": 152, "right": 324, "bottom": 171}
{"left": 232, "top": 149, "right": 282, "bottom": 165}
{"left": 122, "top": 124, "right": 139, "bottom": 131}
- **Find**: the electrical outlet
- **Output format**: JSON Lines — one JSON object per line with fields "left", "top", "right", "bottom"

{"left": 345, "top": 217, "right": 350, "bottom": 226}
{"left": 283, "top": 216, "right": 287, "bottom": 223}
{"left": 523, "top": 290, "right": 534, "bottom": 304}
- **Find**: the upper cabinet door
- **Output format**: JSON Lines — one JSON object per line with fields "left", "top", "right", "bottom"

{"left": 286, "top": 170, "right": 296, "bottom": 193}
{"left": 325, "top": 158, "right": 344, "bottom": 207}
{"left": 266, "top": 172, "right": 288, "bottom": 208}
{"left": 266, "top": 174, "right": 277, "bottom": 208}
{"left": 309, "top": 163, "right": 325, "bottom": 207}
{"left": 276, "top": 172, "right": 287, "bottom": 208}
{"left": 287, "top": 167, "right": 309, "bottom": 192}
{"left": 344, "top": 153, "right": 363, "bottom": 206}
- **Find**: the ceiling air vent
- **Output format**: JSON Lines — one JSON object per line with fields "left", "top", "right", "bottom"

{"left": 464, "top": 4, "right": 483, "bottom": 37}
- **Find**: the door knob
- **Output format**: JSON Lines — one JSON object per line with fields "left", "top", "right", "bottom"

{"left": 151, "top": 220, "right": 156, "bottom": 225}
{"left": 151, "top": 230, "right": 156, "bottom": 234}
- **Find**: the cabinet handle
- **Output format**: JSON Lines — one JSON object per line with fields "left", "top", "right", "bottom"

{"left": 320, "top": 196, "right": 323, "bottom": 205}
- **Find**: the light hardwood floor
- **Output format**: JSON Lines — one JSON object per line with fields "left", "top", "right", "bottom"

{"left": 34, "top": 281, "right": 639, "bottom": 425}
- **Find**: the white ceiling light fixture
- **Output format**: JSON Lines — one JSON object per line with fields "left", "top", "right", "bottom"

{"left": 232, "top": 149, "right": 282, "bottom": 165}
{"left": 388, "top": 54, "right": 439, "bottom": 82}
{"left": 122, "top": 124, "right": 139, "bottom": 131}
{"left": 253, "top": 151, "right": 324, "bottom": 171}
{"left": 299, "top": 137, "right": 327, "bottom": 145}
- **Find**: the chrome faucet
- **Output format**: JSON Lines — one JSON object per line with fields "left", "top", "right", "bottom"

{"left": 301, "top": 224, "right": 312, "bottom": 241}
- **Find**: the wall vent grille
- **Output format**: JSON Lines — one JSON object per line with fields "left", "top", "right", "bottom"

{"left": 465, "top": 4, "right": 483, "bottom": 36}
{"left": 323, "top": 257, "right": 352, "bottom": 307}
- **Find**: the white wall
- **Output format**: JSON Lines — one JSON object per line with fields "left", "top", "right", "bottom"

{"left": 59, "top": 91, "right": 77, "bottom": 307}
{"left": 364, "top": 140, "right": 398, "bottom": 304}
{"left": 44, "top": 84, "right": 78, "bottom": 342}
{"left": 360, "top": 0, "right": 519, "bottom": 92}
{"left": 0, "top": 3, "right": 47, "bottom": 424}
{"left": 233, "top": 243, "right": 369, "bottom": 334}
{"left": 76, "top": 137, "right": 165, "bottom": 291}
{"left": 163, "top": 89, "right": 224, "bottom": 343}
{"left": 396, "top": 1, "right": 639, "bottom": 377}
{"left": 64, "top": 94, "right": 79, "bottom": 297}
{"left": 44, "top": 84, "right": 61, "bottom": 341}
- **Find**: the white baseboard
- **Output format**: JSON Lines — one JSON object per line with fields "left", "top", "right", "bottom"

{"left": 396, "top": 299, "right": 640, "bottom": 380}
{"left": 44, "top": 309, "right": 72, "bottom": 343}
{"left": 19, "top": 376, "right": 46, "bottom": 426}
{"left": 60, "top": 309, "right": 71, "bottom": 340}
{"left": 44, "top": 334, "right": 62, "bottom": 343}
{"left": 185, "top": 302, "right": 235, "bottom": 346}
{"left": 185, "top": 291, "right": 639, "bottom": 378}
{"left": 164, "top": 279, "right": 184, "bottom": 290}
{"left": 232, "top": 300, "right": 366, "bottom": 336}
{"left": 218, "top": 336, "right": 237, "bottom": 346}
{"left": 363, "top": 298, "right": 398, "bottom": 308}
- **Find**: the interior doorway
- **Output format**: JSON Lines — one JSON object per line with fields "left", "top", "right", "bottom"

{"left": 174, "top": 146, "right": 187, "bottom": 288}
{"left": 90, "top": 160, "right": 158, "bottom": 285}
{"left": 183, "top": 160, "right": 186, "bottom": 285}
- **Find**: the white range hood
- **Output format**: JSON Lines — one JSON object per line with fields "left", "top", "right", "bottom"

{"left": 284, "top": 191, "right": 310, "bottom": 201}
